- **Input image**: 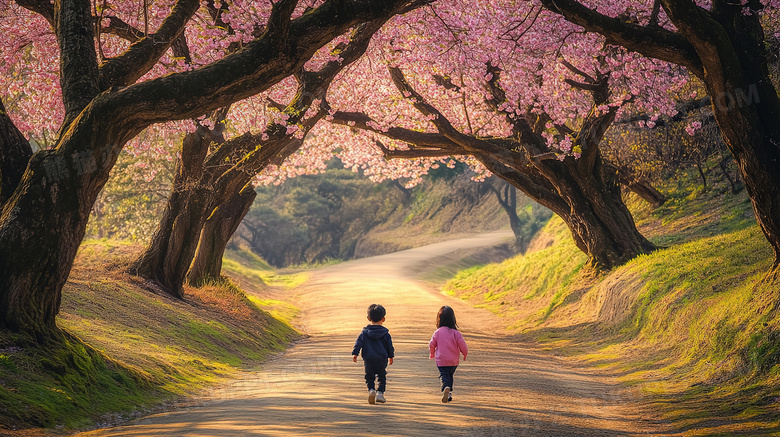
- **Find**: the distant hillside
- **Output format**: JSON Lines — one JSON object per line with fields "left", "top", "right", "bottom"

{"left": 235, "top": 163, "right": 543, "bottom": 267}
{"left": 353, "top": 169, "right": 522, "bottom": 257}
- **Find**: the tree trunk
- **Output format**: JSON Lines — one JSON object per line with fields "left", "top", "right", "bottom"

{"left": 0, "top": 117, "right": 128, "bottom": 338}
{"left": 504, "top": 189, "right": 527, "bottom": 253}
{"left": 128, "top": 126, "right": 215, "bottom": 298}
{"left": 187, "top": 183, "right": 256, "bottom": 286}
{"left": 0, "top": 155, "right": 83, "bottom": 339}
{"left": 604, "top": 162, "right": 666, "bottom": 207}
{"left": 0, "top": 98, "right": 33, "bottom": 205}
{"left": 489, "top": 180, "right": 527, "bottom": 252}
{"left": 559, "top": 161, "right": 656, "bottom": 270}
{"left": 696, "top": 17, "right": 780, "bottom": 270}
{"left": 624, "top": 179, "right": 666, "bottom": 208}
{"left": 719, "top": 157, "right": 741, "bottom": 194}
{"left": 486, "top": 151, "right": 655, "bottom": 271}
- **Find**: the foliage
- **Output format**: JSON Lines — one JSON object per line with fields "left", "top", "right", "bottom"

{"left": 240, "top": 162, "right": 410, "bottom": 267}
{"left": 603, "top": 97, "right": 742, "bottom": 195}
{"left": 85, "top": 148, "right": 176, "bottom": 242}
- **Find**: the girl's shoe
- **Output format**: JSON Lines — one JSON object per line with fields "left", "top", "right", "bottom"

{"left": 368, "top": 389, "right": 377, "bottom": 404}
{"left": 376, "top": 391, "right": 386, "bottom": 403}
{"left": 442, "top": 387, "right": 450, "bottom": 403}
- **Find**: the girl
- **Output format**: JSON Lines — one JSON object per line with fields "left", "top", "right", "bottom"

{"left": 428, "top": 305, "right": 468, "bottom": 403}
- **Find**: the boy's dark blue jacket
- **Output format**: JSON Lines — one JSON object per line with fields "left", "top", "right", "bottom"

{"left": 352, "top": 325, "right": 394, "bottom": 360}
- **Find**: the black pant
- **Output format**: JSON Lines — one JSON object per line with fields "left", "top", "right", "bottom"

{"left": 363, "top": 358, "right": 388, "bottom": 392}
{"left": 438, "top": 365, "right": 457, "bottom": 391}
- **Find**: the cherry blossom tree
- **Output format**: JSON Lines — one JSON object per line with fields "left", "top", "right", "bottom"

{"left": 0, "top": 0, "right": 425, "bottom": 339}
{"left": 537, "top": 0, "right": 780, "bottom": 275}
{"left": 298, "top": 0, "right": 689, "bottom": 269}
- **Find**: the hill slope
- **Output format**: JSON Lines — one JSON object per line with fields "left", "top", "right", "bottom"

{"left": 0, "top": 243, "right": 299, "bottom": 434}
{"left": 441, "top": 172, "right": 780, "bottom": 434}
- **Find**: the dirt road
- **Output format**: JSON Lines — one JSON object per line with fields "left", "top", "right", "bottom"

{"left": 82, "top": 231, "right": 666, "bottom": 436}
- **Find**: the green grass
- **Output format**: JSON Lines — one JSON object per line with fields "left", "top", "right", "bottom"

{"left": 0, "top": 243, "right": 300, "bottom": 433}
{"left": 222, "top": 248, "right": 309, "bottom": 289}
{"left": 442, "top": 172, "right": 780, "bottom": 433}
{"left": 0, "top": 331, "right": 154, "bottom": 430}
{"left": 443, "top": 217, "right": 588, "bottom": 328}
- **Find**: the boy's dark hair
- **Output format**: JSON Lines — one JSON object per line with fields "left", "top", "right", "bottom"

{"left": 367, "top": 304, "right": 386, "bottom": 323}
{"left": 436, "top": 306, "right": 459, "bottom": 330}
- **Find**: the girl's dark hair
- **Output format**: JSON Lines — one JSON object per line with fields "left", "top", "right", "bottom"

{"left": 436, "top": 306, "right": 458, "bottom": 330}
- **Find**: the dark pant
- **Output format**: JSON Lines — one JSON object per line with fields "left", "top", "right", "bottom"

{"left": 363, "top": 358, "right": 388, "bottom": 392}
{"left": 438, "top": 365, "right": 458, "bottom": 391}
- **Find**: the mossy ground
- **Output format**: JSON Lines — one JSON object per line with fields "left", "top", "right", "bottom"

{"left": 0, "top": 243, "right": 300, "bottom": 434}
{"left": 442, "top": 168, "right": 780, "bottom": 434}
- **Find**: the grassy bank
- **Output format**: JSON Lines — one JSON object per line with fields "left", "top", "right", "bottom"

{"left": 0, "top": 242, "right": 299, "bottom": 434}
{"left": 442, "top": 171, "right": 780, "bottom": 434}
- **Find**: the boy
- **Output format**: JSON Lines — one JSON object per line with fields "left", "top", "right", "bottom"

{"left": 352, "top": 304, "right": 394, "bottom": 404}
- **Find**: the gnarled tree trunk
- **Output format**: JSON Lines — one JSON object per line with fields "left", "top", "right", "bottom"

{"left": 187, "top": 183, "right": 256, "bottom": 286}
{"left": 128, "top": 125, "right": 216, "bottom": 298}
{"left": 485, "top": 150, "right": 654, "bottom": 270}
{"left": 0, "top": 106, "right": 132, "bottom": 337}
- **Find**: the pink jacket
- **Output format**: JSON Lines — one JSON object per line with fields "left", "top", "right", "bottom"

{"left": 429, "top": 326, "right": 468, "bottom": 366}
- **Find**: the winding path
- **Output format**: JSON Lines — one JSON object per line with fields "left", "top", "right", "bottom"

{"left": 83, "top": 231, "right": 665, "bottom": 436}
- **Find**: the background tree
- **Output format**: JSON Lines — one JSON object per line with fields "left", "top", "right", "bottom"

{"left": 485, "top": 178, "right": 553, "bottom": 253}
{"left": 239, "top": 164, "right": 412, "bottom": 267}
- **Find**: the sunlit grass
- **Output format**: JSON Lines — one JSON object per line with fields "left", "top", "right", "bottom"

{"left": 0, "top": 242, "right": 300, "bottom": 432}
{"left": 222, "top": 249, "right": 309, "bottom": 290}
{"left": 442, "top": 172, "right": 780, "bottom": 432}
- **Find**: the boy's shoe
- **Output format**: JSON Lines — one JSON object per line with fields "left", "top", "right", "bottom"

{"left": 442, "top": 387, "right": 451, "bottom": 403}
{"left": 376, "top": 391, "right": 386, "bottom": 403}
{"left": 368, "top": 389, "right": 377, "bottom": 404}
{"left": 448, "top": 394, "right": 453, "bottom": 402}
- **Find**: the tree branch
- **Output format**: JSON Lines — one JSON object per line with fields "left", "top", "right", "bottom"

{"left": 387, "top": 65, "right": 519, "bottom": 161}
{"left": 561, "top": 59, "right": 597, "bottom": 83}
{"left": 264, "top": 0, "right": 299, "bottom": 43}
{"left": 649, "top": 0, "right": 662, "bottom": 26}
{"left": 57, "top": 0, "right": 101, "bottom": 127}
{"left": 482, "top": 62, "right": 528, "bottom": 136}
{"left": 0, "top": 99, "right": 32, "bottom": 205}
{"left": 481, "top": 64, "right": 551, "bottom": 155}
{"left": 539, "top": 0, "right": 704, "bottom": 77}
{"left": 101, "top": 15, "right": 145, "bottom": 41}
{"left": 205, "top": 15, "right": 397, "bottom": 199}
{"left": 16, "top": 0, "right": 55, "bottom": 27}
{"left": 97, "top": 0, "right": 199, "bottom": 90}
{"left": 616, "top": 96, "right": 711, "bottom": 125}
{"left": 374, "top": 139, "right": 454, "bottom": 159}
{"left": 329, "top": 111, "right": 461, "bottom": 151}
{"left": 569, "top": 73, "right": 618, "bottom": 166}
{"left": 97, "top": 0, "right": 417, "bottom": 130}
